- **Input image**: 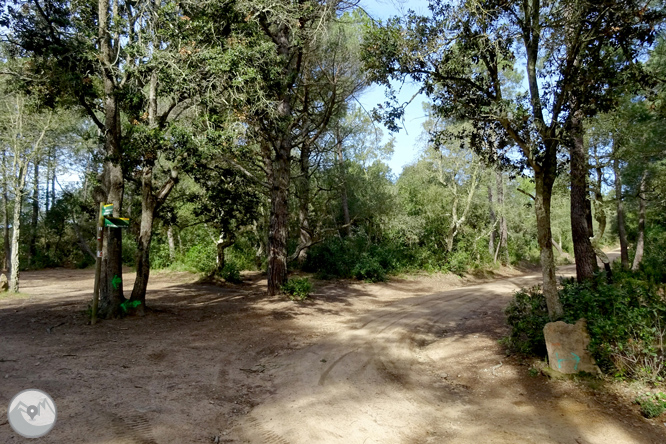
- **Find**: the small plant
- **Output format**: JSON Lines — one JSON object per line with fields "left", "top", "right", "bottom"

{"left": 635, "top": 392, "right": 666, "bottom": 418}
{"left": 282, "top": 277, "right": 312, "bottom": 301}
{"left": 528, "top": 367, "right": 540, "bottom": 377}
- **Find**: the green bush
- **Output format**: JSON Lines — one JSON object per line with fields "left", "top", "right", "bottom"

{"left": 503, "top": 286, "right": 550, "bottom": 355}
{"left": 219, "top": 262, "right": 242, "bottom": 283}
{"left": 183, "top": 243, "right": 217, "bottom": 273}
{"left": 352, "top": 254, "right": 387, "bottom": 282}
{"left": 636, "top": 393, "right": 666, "bottom": 418}
{"left": 504, "top": 271, "right": 666, "bottom": 382}
{"left": 282, "top": 277, "right": 312, "bottom": 300}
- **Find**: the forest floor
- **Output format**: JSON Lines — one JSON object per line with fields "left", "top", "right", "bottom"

{"left": 1, "top": 255, "right": 666, "bottom": 443}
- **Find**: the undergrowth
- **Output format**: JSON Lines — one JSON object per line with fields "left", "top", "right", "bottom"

{"left": 504, "top": 262, "right": 666, "bottom": 383}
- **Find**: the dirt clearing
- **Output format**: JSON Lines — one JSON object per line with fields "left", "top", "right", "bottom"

{"left": 1, "top": 264, "right": 665, "bottom": 443}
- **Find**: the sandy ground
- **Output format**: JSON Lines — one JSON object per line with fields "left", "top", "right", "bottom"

{"left": 1, "top": 259, "right": 665, "bottom": 443}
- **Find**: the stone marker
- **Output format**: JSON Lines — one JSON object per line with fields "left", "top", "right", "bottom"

{"left": 543, "top": 318, "right": 601, "bottom": 375}
{"left": 0, "top": 274, "right": 8, "bottom": 292}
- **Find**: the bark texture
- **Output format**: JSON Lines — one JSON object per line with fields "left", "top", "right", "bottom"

{"left": 9, "top": 184, "right": 23, "bottom": 292}
{"left": 535, "top": 168, "right": 563, "bottom": 319}
{"left": 267, "top": 130, "right": 291, "bottom": 295}
{"left": 569, "top": 112, "right": 597, "bottom": 282}
{"left": 97, "top": 0, "right": 125, "bottom": 317}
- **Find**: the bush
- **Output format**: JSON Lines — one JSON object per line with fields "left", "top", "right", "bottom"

{"left": 503, "top": 286, "right": 550, "bottom": 355}
{"left": 636, "top": 393, "right": 666, "bottom": 418}
{"left": 183, "top": 243, "right": 217, "bottom": 273}
{"left": 219, "top": 262, "right": 242, "bottom": 283}
{"left": 504, "top": 271, "right": 666, "bottom": 382}
{"left": 352, "top": 254, "right": 387, "bottom": 282}
{"left": 282, "top": 277, "right": 313, "bottom": 300}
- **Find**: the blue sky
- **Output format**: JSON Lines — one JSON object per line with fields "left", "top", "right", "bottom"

{"left": 356, "top": 0, "right": 432, "bottom": 176}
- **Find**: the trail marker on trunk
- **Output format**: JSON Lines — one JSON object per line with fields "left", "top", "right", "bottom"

{"left": 91, "top": 204, "right": 130, "bottom": 324}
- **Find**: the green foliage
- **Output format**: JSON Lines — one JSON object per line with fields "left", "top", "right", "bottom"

{"left": 183, "top": 243, "right": 217, "bottom": 274}
{"left": 219, "top": 263, "right": 242, "bottom": 284}
{"left": 281, "top": 277, "right": 312, "bottom": 301}
{"left": 503, "top": 287, "right": 550, "bottom": 356}
{"left": 352, "top": 254, "right": 387, "bottom": 282}
{"left": 635, "top": 393, "right": 666, "bottom": 418}
{"left": 504, "top": 270, "right": 666, "bottom": 382}
{"left": 640, "top": 226, "right": 666, "bottom": 285}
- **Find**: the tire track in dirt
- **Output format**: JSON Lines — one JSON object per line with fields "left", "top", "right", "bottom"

{"left": 236, "top": 274, "right": 537, "bottom": 444}
{"left": 236, "top": 254, "right": 659, "bottom": 444}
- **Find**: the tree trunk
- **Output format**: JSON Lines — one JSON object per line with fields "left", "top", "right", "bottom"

{"left": 28, "top": 160, "right": 39, "bottom": 266}
{"left": 631, "top": 171, "right": 647, "bottom": 271}
{"left": 497, "top": 171, "right": 509, "bottom": 265}
{"left": 337, "top": 139, "right": 351, "bottom": 236}
{"left": 129, "top": 71, "right": 177, "bottom": 312}
{"left": 9, "top": 175, "right": 23, "bottom": 292}
{"left": 167, "top": 225, "right": 176, "bottom": 262}
{"left": 569, "top": 112, "right": 597, "bottom": 282}
{"left": 44, "top": 157, "right": 50, "bottom": 213}
{"left": 296, "top": 143, "right": 311, "bottom": 264}
{"left": 215, "top": 234, "right": 235, "bottom": 274}
{"left": 488, "top": 181, "right": 496, "bottom": 257}
{"left": 2, "top": 153, "right": 9, "bottom": 272}
{"left": 535, "top": 167, "right": 563, "bottom": 320}
{"left": 129, "top": 165, "right": 155, "bottom": 316}
{"left": 613, "top": 157, "right": 629, "bottom": 269}
{"left": 267, "top": 134, "right": 290, "bottom": 295}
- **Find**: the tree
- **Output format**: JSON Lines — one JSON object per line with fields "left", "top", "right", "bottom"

{"left": 0, "top": 91, "right": 51, "bottom": 291}
{"left": 363, "top": 0, "right": 662, "bottom": 318}
{"left": 6, "top": 0, "right": 203, "bottom": 315}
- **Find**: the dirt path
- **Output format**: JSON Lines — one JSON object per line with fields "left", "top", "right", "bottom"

{"left": 1, "top": 260, "right": 665, "bottom": 443}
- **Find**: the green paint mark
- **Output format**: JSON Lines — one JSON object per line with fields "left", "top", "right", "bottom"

{"left": 120, "top": 300, "right": 141, "bottom": 313}
{"left": 112, "top": 275, "right": 122, "bottom": 290}
{"left": 104, "top": 217, "right": 129, "bottom": 228}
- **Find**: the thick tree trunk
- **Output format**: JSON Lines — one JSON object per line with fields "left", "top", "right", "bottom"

{"left": 28, "top": 161, "right": 39, "bottom": 266}
{"left": 9, "top": 179, "right": 23, "bottom": 292}
{"left": 215, "top": 234, "right": 234, "bottom": 274}
{"left": 632, "top": 171, "right": 647, "bottom": 271}
{"left": 267, "top": 136, "right": 290, "bottom": 295}
{"left": 613, "top": 157, "right": 629, "bottom": 269}
{"left": 98, "top": 97, "right": 125, "bottom": 316}
{"left": 569, "top": 113, "right": 597, "bottom": 282}
{"left": 535, "top": 168, "right": 563, "bottom": 320}
{"left": 488, "top": 182, "right": 496, "bottom": 257}
{"left": 129, "top": 166, "right": 155, "bottom": 316}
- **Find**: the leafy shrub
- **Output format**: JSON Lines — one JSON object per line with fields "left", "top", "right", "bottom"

{"left": 282, "top": 277, "right": 312, "bottom": 300}
{"left": 636, "top": 393, "right": 666, "bottom": 418}
{"left": 446, "top": 250, "right": 471, "bottom": 275}
{"left": 352, "top": 254, "right": 387, "bottom": 282}
{"left": 559, "top": 273, "right": 666, "bottom": 380}
{"left": 504, "top": 271, "right": 666, "bottom": 382}
{"left": 504, "top": 286, "right": 550, "bottom": 355}
{"left": 219, "top": 262, "right": 242, "bottom": 283}
{"left": 183, "top": 243, "right": 217, "bottom": 273}
{"left": 304, "top": 234, "right": 396, "bottom": 281}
